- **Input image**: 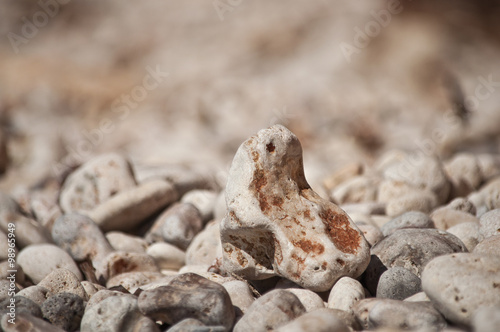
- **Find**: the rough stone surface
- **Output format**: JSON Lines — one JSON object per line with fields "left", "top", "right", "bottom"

{"left": 147, "top": 202, "right": 203, "bottom": 250}
{"left": 447, "top": 197, "right": 477, "bottom": 215}
{"left": 186, "top": 221, "right": 222, "bottom": 266}
{"left": 422, "top": 253, "right": 500, "bottom": 327}
{"left": 17, "top": 244, "right": 82, "bottom": 284}
{"left": 376, "top": 267, "right": 421, "bottom": 300}
{"left": 106, "top": 271, "right": 172, "bottom": 294}
{"left": 327, "top": 276, "right": 365, "bottom": 313}
{"left": 233, "top": 289, "right": 306, "bottom": 332}
{"left": 16, "top": 286, "right": 50, "bottom": 306}
{"left": 380, "top": 211, "right": 435, "bottom": 236}
{"left": 41, "top": 292, "right": 85, "bottom": 332}
{"left": 447, "top": 222, "right": 480, "bottom": 251}
{"left": 478, "top": 209, "right": 500, "bottom": 240}
{"left": 0, "top": 295, "right": 42, "bottom": 319}
{"left": 473, "top": 234, "right": 500, "bottom": 256}
{"left": 138, "top": 273, "right": 234, "bottom": 330}
{"left": 100, "top": 251, "right": 160, "bottom": 280}
{"left": 38, "top": 268, "right": 88, "bottom": 301}
{"left": 106, "top": 231, "right": 148, "bottom": 253}
{"left": 87, "top": 179, "right": 179, "bottom": 232}
{"left": 275, "top": 308, "right": 350, "bottom": 332}
{"left": 221, "top": 125, "right": 370, "bottom": 292}
{"left": 81, "top": 281, "right": 105, "bottom": 299}
{"left": 59, "top": 153, "right": 136, "bottom": 214}
{"left": 386, "top": 188, "right": 438, "bottom": 217}
{"left": 81, "top": 293, "right": 159, "bottom": 332}
{"left": 367, "top": 299, "right": 447, "bottom": 330}
{"left": 371, "top": 228, "right": 467, "bottom": 276}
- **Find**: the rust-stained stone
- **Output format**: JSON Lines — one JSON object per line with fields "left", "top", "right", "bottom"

{"left": 221, "top": 125, "right": 370, "bottom": 292}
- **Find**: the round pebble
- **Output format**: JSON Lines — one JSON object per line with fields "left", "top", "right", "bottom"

{"left": 376, "top": 267, "right": 421, "bottom": 300}
{"left": 181, "top": 189, "right": 217, "bottom": 223}
{"left": 106, "top": 231, "right": 148, "bottom": 253}
{"left": 380, "top": 211, "right": 435, "bottom": 236}
{"left": 327, "top": 276, "right": 365, "bottom": 313}
{"left": 41, "top": 292, "right": 85, "bottom": 332}
{"left": 146, "top": 242, "right": 186, "bottom": 270}
{"left": 478, "top": 208, "right": 500, "bottom": 240}
{"left": 276, "top": 308, "right": 350, "bottom": 332}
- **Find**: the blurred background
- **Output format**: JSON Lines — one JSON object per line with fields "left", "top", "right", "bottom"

{"left": 0, "top": 0, "right": 499, "bottom": 192}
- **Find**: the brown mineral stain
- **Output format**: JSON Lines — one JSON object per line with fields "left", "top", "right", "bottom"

{"left": 336, "top": 258, "right": 345, "bottom": 267}
{"left": 293, "top": 239, "right": 325, "bottom": 255}
{"left": 252, "top": 168, "right": 270, "bottom": 212}
{"left": 319, "top": 208, "right": 360, "bottom": 255}
{"left": 271, "top": 195, "right": 284, "bottom": 208}
{"left": 266, "top": 142, "right": 275, "bottom": 153}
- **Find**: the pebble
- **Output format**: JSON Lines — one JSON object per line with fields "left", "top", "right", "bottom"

{"left": 275, "top": 308, "right": 350, "bottom": 332}
{"left": 277, "top": 286, "right": 325, "bottom": 312}
{"left": 366, "top": 299, "right": 447, "bottom": 330}
{"left": 146, "top": 242, "right": 186, "bottom": 270}
{"left": 186, "top": 221, "right": 222, "bottom": 266}
{"left": 233, "top": 289, "right": 306, "bottom": 332}
{"left": 386, "top": 188, "right": 438, "bottom": 217}
{"left": 181, "top": 189, "right": 217, "bottom": 223}
{"left": 81, "top": 281, "right": 105, "bottom": 298}
{"left": 479, "top": 177, "right": 500, "bottom": 210}
{"left": 444, "top": 153, "right": 482, "bottom": 197}
{"left": 87, "top": 179, "right": 179, "bottom": 232}
{"left": 59, "top": 153, "right": 137, "bottom": 214}
{"left": 1, "top": 312, "right": 66, "bottom": 332}
{"left": 16, "top": 286, "right": 50, "bottom": 306}
{"left": 138, "top": 273, "right": 234, "bottom": 330}
{"left": 17, "top": 244, "right": 82, "bottom": 284}
{"left": 341, "top": 202, "right": 386, "bottom": 216}
{"left": 376, "top": 267, "right": 421, "bottom": 300}
{"left": 147, "top": 203, "right": 203, "bottom": 250}
{"left": 85, "top": 289, "right": 133, "bottom": 311}
{"left": 41, "top": 292, "right": 85, "bottom": 332}
{"left": 446, "top": 222, "right": 480, "bottom": 251}
{"left": 0, "top": 192, "right": 52, "bottom": 249}
{"left": 330, "top": 175, "right": 377, "bottom": 204}
{"left": 477, "top": 154, "right": 500, "bottom": 182}
{"left": 51, "top": 213, "right": 114, "bottom": 268}
{"left": 0, "top": 295, "right": 42, "bottom": 319}
{"left": 81, "top": 293, "right": 159, "bottom": 332}
{"left": 447, "top": 197, "right": 477, "bottom": 215}
{"left": 478, "top": 208, "right": 500, "bottom": 240}
{"left": 430, "top": 207, "right": 479, "bottom": 230}
{"left": 471, "top": 304, "right": 500, "bottom": 332}
{"left": 101, "top": 251, "right": 160, "bottom": 280}
{"left": 106, "top": 231, "right": 148, "bottom": 253}
{"left": 421, "top": 252, "right": 500, "bottom": 327}
{"left": 327, "top": 276, "right": 365, "bottom": 313}
{"left": 473, "top": 234, "right": 500, "bottom": 256}
{"left": 221, "top": 280, "right": 255, "bottom": 314}
{"left": 221, "top": 125, "right": 370, "bottom": 292}
{"left": 356, "top": 223, "right": 384, "bottom": 246}
{"left": 404, "top": 291, "right": 430, "bottom": 302}
{"left": 371, "top": 228, "right": 467, "bottom": 276}
{"left": 381, "top": 152, "right": 451, "bottom": 204}
{"left": 323, "top": 162, "right": 363, "bottom": 192}
{"left": 38, "top": 268, "right": 88, "bottom": 301}
{"left": 380, "top": 211, "right": 435, "bottom": 236}
{"left": 167, "top": 318, "right": 226, "bottom": 332}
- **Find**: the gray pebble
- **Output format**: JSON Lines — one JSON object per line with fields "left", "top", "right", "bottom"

{"left": 1, "top": 312, "right": 66, "bottom": 332}
{"left": 380, "top": 211, "right": 435, "bottom": 236}
{"left": 41, "top": 292, "right": 84, "bottom": 332}
{"left": 0, "top": 295, "right": 42, "bottom": 319}
{"left": 376, "top": 267, "right": 421, "bottom": 300}
{"left": 0, "top": 262, "right": 24, "bottom": 287}
{"left": 422, "top": 253, "right": 500, "bottom": 327}
{"left": 233, "top": 289, "right": 306, "bottom": 332}
{"left": 479, "top": 208, "right": 500, "bottom": 240}
{"left": 371, "top": 228, "right": 467, "bottom": 277}
{"left": 138, "top": 273, "right": 234, "bottom": 330}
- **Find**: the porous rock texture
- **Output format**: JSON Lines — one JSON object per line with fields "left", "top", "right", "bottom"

{"left": 221, "top": 125, "right": 370, "bottom": 292}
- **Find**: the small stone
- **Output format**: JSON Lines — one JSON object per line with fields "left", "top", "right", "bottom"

{"left": 38, "top": 268, "right": 88, "bottom": 301}
{"left": 376, "top": 267, "right": 421, "bottom": 300}
{"left": 138, "top": 273, "right": 234, "bottom": 330}
{"left": 330, "top": 176, "right": 377, "bottom": 204}
{"left": 380, "top": 211, "right": 435, "bottom": 236}
{"left": 430, "top": 207, "right": 479, "bottom": 230}
{"left": 146, "top": 242, "right": 186, "bottom": 270}
{"left": 51, "top": 213, "right": 114, "bottom": 266}
{"left": 0, "top": 295, "right": 42, "bottom": 318}
{"left": 59, "top": 153, "right": 136, "bottom": 213}
{"left": 404, "top": 291, "right": 430, "bottom": 302}
{"left": 234, "top": 289, "right": 306, "bottom": 332}
{"left": 323, "top": 162, "right": 363, "bottom": 192}
{"left": 87, "top": 179, "right": 179, "bottom": 232}
{"left": 477, "top": 154, "right": 500, "bottom": 182}
{"left": 221, "top": 125, "right": 370, "bottom": 292}
{"left": 340, "top": 202, "right": 385, "bottom": 216}
{"left": 221, "top": 280, "right": 255, "bottom": 314}
{"left": 106, "top": 231, "right": 148, "bottom": 253}
{"left": 186, "top": 221, "right": 222, "bottom": 266}
{"left": 371, "top": 228, "right": 467, "bottom": 277}
{"left": 18, "top": 244, "right": 82, "bottom": 284}
{"left": 421, "top": 252, "right": 500, "bottom": 327}
{"left": 473, "top": 234, "right": 500, "bottom": 256}
{"left": 16, "top": 286, "right": 50, "bottom": 306}
{"left": 447, "top": 197, "right": 477, "bottom": 215}
{"left": 85, "top": 289, "right": 134, "bottom": 311}
{"left": 275, "top": 286, "right": 325, "bottom": 312}
{"left": 146, "top": 203, "right": 203, "bottom": 250}
{"left": 81, "top": 281, "right": 105, "bottom": 298}
{"left": 386, "top": 188, "right": 438, "bottom": 217}
{"left": 276, "top": 308, "right": 350, "bottom": 332}
{"left": 41, "top": 292, "right": 84, "bottom": 332}
{"left": 479, "top": 177, "right": 500, "bottom": 210}
{"left": 444, "top": 153, "right": 482, "bottom": 197}
{"left": 181, "top": 189, "right": 217, "bottom": 223}
{"left": 356, "top": 223, "right": 383, "bottom": 246}
{"left": 1, "top": 312, "right": 66, "bottom": 332}
{"left": 446, "top": 222, "right": 480, "bottom": 251}
{"left": 100, "top": 251, "right": 160, "bottom": 280}
{"left": 81, "top": 293, "right": 159, "bottom": 332}
{"left": 367, "top": 299, "right": 447, "bottom": 330}
{"left": 479, "top": 209, "right": 500, "bottom": 240}
{"left": 167, "top": 318, "right": 226, "bottom": 332}
{"left": 471, "top": 304, "right": 500, "bottom": 332}
{"left": 352, "top": 298, "right": 380, "bottom": 329}
{"left": 327, "top": 276, "right": 365, "bottom": 313}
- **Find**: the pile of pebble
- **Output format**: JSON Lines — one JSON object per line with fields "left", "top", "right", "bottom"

{"left": 1, "top": 124, "right": 500, "bottom": 332}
